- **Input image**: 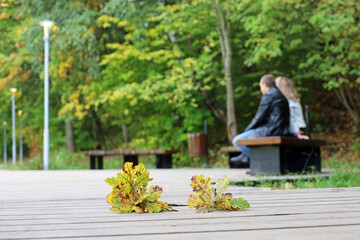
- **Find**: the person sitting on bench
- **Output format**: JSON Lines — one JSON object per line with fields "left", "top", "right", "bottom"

{"left": 231, "top": 74, "right": 290, "bottom": 163}
{"left": 275, "top": 76, "right": 309, "bottom": 140}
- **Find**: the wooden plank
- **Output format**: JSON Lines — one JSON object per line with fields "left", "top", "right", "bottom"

{"left": 2, "top": 216, "right": 360, "bottom": 239}
{"left": 2, "top": 202, "right": 360, "bottom": 223}
{"left": 83, "top": 149, "right": 179, "bottom": 156}
{"left": 236, "top": 136, "right": 327, "bottom": 147}
{"left": 2, "top": 195, "right": 359, "bottom": 211}
{"left": 280, "top": 137, "right": 327, "bottom": 146}
{"left": 2, "top": 193, "right": 360, "bottom": 214}
{"left": 3, "top": 207, "right": 360, "bottom": 231}
{"left": 2, "top": 193, "right": 358, "bottom": 208}
{"left": 1, "top": 191, "right": 360, "bottom": 210}
{"left": 2, "top": 204, "right": 360, "bottom": 226}
{"left": 220, "top": 146, "right": 239, "bottom": 152}
{"left": 0, "top": 186, "right": 358, "bottom": 207}
{"left": 62, "top": 225, "right": 360, "bottom": 240}
{"left": 236, "top": 136, "right": 282, "bottom": 146}
{"left": 3, "top": 190, "right": 358, "bottom": 209}
{"left": 1, "top": 210, "right": 360, "bottom": 233}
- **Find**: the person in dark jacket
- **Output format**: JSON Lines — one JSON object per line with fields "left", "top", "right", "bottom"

{"left": 231, "top": 74, "right": 290, "bottom": 163}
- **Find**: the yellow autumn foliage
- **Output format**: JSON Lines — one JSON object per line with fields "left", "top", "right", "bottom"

{"left": 0, "top": 12, "right": 10, "bottom": 20}
{"left": 57, "top": 56, "right": 74, "bottom": 78}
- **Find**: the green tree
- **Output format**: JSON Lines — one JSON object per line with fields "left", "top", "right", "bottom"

{"left": 17, "top": 0, "right": 108, "bottom": 150}
{"left": 99, "top": 0, "right": 230, "bottom": 149}
{"left": 232, "top": 0, "right": 360, "bottom": 135}
{"left": 306, "top": 0, "right": 360, "bottom": 133}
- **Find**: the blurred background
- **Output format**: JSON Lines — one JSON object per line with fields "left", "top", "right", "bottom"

{"left": 0, "top": 0, "right": 359, "bottom": 169}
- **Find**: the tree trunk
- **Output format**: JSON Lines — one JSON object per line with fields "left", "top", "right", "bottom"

{"left": 212, "top": 0, "right": 237, "bottom": 142}
{"left": 65, "top": 121, "right": 76, "bottom": 152}
{"left": 166, "top": 1, "right": 236, "bottom": 139}
{"left": 334, "top": 82, "right": 360, "bottom": 136}
{"left": 122, "top": 124, "right": 129, "bottom": 143}
{"left": 91, "top": 110, "right": 105, "bottom": 148}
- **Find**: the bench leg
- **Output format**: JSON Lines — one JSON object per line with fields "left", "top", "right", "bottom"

{"left": 250, "top": 145, "right": 322, "bottom": 175}
{"left": 90, "top": 156, "right": 96, "bottom": 170}
{"left": 280, "top": 146, "right": 321, "bottom": 173}
{"left": 156, "top": 154, "right": 172, "bottom": 168}
{"left": 97, "top": 156, "right": 103, "bottom": 170}
{"left": 309, "top": 147, "right": 321, "bottom": 172}
{"left": 250, "top": 146, "right": 281, "bottom": 175}
{"left": 124, "top": 155, "right": 138, "bottom": 166}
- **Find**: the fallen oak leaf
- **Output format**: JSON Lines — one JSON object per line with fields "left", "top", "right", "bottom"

{"left": 187, "top": 175, "right": 250, "bottom": 213}
{"left": 105, "top": 162, "right": 175, "bottom": 214}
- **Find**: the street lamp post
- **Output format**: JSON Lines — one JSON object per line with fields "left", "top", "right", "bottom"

{"left": 3, "top": 121, "right": 7, "bottom": 165}
{"left": 39, "top": 20, "right": 55, "bottom": 171}
{"left": 18, "top": 110, "right": 23, "bottom": 164}
{"left": 10, "top": 88, "right": 17, "bottom": 165}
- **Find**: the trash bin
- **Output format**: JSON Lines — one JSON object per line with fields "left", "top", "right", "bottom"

{"left": 188, "top": 133, "right": 206, "bottom": 156}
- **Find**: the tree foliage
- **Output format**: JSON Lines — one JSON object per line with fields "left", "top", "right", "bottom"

{"left": 0, "top": 0, "right": 359, "bottom": 164}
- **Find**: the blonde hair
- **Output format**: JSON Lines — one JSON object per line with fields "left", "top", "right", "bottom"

{"left": 275, "top": 76, "right": 300, "bottom": 102}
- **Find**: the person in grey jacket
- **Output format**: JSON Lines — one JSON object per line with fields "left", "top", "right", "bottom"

{"left": 231, "top": 74, "right": 290, "bottom": 163}
{"left": 275, "top": 76, "right": 309, "bottom": 140}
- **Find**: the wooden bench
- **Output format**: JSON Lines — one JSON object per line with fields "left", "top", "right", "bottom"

{"left": 236, "top": 136, "right": 327, "bottom": 175}
{"left": 220, "top": 146, "right": 249, "bottom": 168}
{"left": 83, "top": 149, "right": 179, "bottom": 169}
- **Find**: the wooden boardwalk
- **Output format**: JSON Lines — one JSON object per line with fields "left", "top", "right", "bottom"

{"left": 1, "top": 169, "right": 360, "bottom": 239}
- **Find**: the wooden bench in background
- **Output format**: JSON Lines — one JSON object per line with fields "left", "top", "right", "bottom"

{"left": 236, "top": 136, "right": 327, "bottom": 175}
{"left": 220, "top": 146, "right": 249, "bottom": 168}
{"left": 83, "top": 149, "right": 179, "bottom": 169}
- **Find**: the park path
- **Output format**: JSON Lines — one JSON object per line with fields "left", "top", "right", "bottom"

{"left": 0, "top": 169, "right": 360, "bottom": 239}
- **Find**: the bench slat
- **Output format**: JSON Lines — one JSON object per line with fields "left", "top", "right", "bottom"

{"left": 219, "top": 146, "right": 240, "bottom": 152}
{"left": 236, "top": 136, "right": 327, "bottom": 147}
{"left": 83, "top": 149, "right": 179, "bottom": 157}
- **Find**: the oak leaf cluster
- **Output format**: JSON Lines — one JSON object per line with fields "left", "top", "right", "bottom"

{"left": 187, "top": 174, "right": 250, "bottom": 213}
{"left": 105, "top": 162, "right": 174, "bottom": 214}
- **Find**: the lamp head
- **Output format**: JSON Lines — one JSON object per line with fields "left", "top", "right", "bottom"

{"left": 18, "top": 110, "right": 23, "bottom": 117}
{"left": 39, "top": 20, "right": 55, "bottom": 38}
{"left": 39, "top": 20, "right": 55, "bottom": 28}
{"left": 10, "top": 88, "right": 17, "bottom": 94}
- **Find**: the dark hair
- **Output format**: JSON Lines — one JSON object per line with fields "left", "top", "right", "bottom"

{"left": 260, "top": 74, "right": 275, "bottom": 87}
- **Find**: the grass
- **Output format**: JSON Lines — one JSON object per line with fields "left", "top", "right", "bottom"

{"left": 0, "top": 149, "right": 157, "bottom": 170}
{"left": 0, "top": 150, "right": 89, "bottom": 170}
{"left": 235, "top": 158, "right": 360, "bottom": 189}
